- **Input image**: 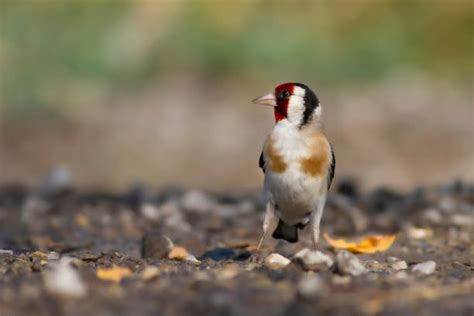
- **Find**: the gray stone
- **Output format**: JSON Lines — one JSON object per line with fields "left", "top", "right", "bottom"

{"left": 294, "top": 248, "right": 333, "bottom": 271}
{"left": 264, "top": 253, "right": 291, "bottom": 270}
{"left": 141, "top": 231, "right": 174, "bottom": 259}
{"left": 364, "top": 260, "right": 386, "bottom": 272}
{"left": 335, "top": 250, "right": 365, "bottom": 276}
{"left": 390, "top": 260, "right": 408, "bottom": 271}
{"left": 412, "top": 261, "right": 436, "bottom": 274}
{"left": 184, "top": 254, "right": 201, "bottom": 265}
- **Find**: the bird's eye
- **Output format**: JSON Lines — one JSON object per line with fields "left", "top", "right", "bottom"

{"left": 278, "top": 90, "right": 290, "bottom": 99}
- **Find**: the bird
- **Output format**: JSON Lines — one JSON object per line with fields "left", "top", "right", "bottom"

{"left": 252, "top": 82, "right": 335, "bottom": 250}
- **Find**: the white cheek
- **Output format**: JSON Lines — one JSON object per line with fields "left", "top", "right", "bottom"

{"left": 287, "top": 96, "right": 305, "bottom": 123}
{"left": 287, "top": 86, "right": 306, "bottom": 123}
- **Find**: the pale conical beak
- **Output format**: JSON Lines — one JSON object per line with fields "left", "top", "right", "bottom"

{"left": 252, "top": 93, "right": 276, "bottom": 107}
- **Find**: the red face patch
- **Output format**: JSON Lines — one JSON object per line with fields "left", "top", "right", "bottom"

{"left": 273, "top": 83, "right": 294, "bottom": 123}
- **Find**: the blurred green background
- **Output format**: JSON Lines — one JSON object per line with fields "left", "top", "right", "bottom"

{"left": 0, "top": 0, "right": 473, "bottom": 190}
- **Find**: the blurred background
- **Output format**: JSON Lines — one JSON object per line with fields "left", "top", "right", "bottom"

{"left": 0, "top": 0, "right": 472, "bottom": 192}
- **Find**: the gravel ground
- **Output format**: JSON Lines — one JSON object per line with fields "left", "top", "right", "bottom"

{"left": 0, "top": 176, "right": 473, "bottom": 316}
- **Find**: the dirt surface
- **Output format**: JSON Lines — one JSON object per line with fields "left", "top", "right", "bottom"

{"left": 0, "top": 177, "right": 473, "bottom": 316}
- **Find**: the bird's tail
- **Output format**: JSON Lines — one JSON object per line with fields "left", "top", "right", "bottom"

{"left": 272, "top": 219, "right": 304, "bottom": 243}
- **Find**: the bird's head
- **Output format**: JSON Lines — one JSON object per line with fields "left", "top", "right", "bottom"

{"left": 252, "top": 82, "right": 321, "bottom": 127}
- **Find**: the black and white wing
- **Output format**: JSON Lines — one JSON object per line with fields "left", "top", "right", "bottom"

{"left": 327, "top": 146, "right": 335, "bottom": 190}
{"left": 259, "top": 152, "right": 265, "bottom": 174}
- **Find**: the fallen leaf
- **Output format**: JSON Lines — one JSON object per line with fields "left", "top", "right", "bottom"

{"left": 168, "top": 246, "right": 189, "bottom": 260}
{"left": 96, "top": 266, "right": 132, "bottom": 282}
{"left": 323, "top": 233, "right": 396, "bottom": 254}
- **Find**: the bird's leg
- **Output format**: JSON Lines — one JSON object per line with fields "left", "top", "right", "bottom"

{"left": 310, "top": 193, "right": 327, "bottom": 250}
{"left": 256, "top": 201, "right": 278, "bottom": 253}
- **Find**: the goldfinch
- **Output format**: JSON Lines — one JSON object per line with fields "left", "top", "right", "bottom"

{"left": 253, "top": 83, "right": 335, "bottom": 250}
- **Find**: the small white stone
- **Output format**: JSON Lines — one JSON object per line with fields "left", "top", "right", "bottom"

{"left": 264, "top": 253, "right": 291, "bottom": 270}
{"left": 0, "top": 249, "right": 13, "bottom": 255}
{"left": 364, "top": 260, "right": 386, "bottom": 272}
{"left": 294, "top": 248, "right": 333, "bottom": 271}
{"left": 412, "top": 261, "right": 436, "bottom": 275}
{"left": 390, "top": 260, "right": 408, "bottom": 271}
{"left": 294, "top": 248, "right": 310, "bottom": 259}
{"left": 44, "top": 257, "right": 87, "bottom": 298}
{"left": 335, "top": 250, "right": 365, "bottom": 276}
{"left": 184, "top": 254, "right": 201, "bottom": 265}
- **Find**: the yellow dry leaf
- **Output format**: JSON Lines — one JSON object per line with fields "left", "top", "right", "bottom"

{"left": 96, "top": 266, "right": 132, "bottom": 282}
{"left": 323, "top": 232, "right": 396, "bottom": 254}
{"left": 168, "top": 246, "right": 189, "bottom": 260}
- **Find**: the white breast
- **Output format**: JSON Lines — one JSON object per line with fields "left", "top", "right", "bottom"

{"left": 263, "top": 121, "right": 327, "bottom": 224}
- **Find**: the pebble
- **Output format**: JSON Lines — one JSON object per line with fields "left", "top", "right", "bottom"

{"left": 297, "top": 275, "right": 323, "bottom": 298}
{"left": 335, "top": 250, "right": 365, "bottom": 276}
{"left": 293, "top": 249, "right": 333, "bottom": 271}
{"left": 386, "top": 257, "right": 408, "bottom": 271}
{"left": 184, "top": 254, "right": 201, "bottom": 264}
{"left": 141, "top": 231, "right": 174, "bottom": 259}
{"left": 264, "top": 253, "right": 291, "bottom": 270}
{"left": 44, "top": 257, "right": 87, "bottom": 298}
{"left": 364, "top": 260, "right": 386, "bottom": 272}
{"left": 412, "top": 260, "right": 436, "bottom": 274}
